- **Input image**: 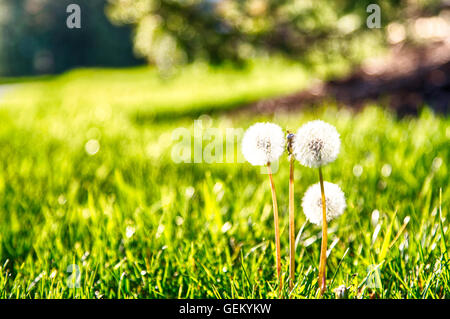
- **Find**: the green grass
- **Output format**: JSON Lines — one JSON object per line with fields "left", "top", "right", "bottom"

{"left": 0, "top": 59, "right": 448, "bottom": 299}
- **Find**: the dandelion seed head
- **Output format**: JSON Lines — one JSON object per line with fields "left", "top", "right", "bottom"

{"left": 301, "top": 181, "right": 346, "bottom": 226}
{"left": 293, "top": 120, "right": 340, "bottom": 167}
{"left": 241, "top": 122, "right": 285, "bottom": 166}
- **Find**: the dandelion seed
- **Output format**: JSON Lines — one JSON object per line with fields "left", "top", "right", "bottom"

{"left": 292, "top": 120, "right": 340, "bottom": 168}
{"left": 241, "top": 122, "right": 285, "bottom": 166}
{"left": 301, "top": 182, "right": 346, "bottom": 226}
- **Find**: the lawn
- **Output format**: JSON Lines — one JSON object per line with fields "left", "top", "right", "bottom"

{"left": 0, "top": 59, "right": 448, "bottom": 298}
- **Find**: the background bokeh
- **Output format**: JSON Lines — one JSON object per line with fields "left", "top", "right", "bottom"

{"left": 1, "top": 0, "right": 446, "bottom": 76}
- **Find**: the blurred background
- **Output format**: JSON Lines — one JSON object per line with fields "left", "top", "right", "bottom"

{"left": 0, "top": 0, "right": 447, "bottom": 76}
{"left": 1, "top": 0, "right": 448, "bottom": 113}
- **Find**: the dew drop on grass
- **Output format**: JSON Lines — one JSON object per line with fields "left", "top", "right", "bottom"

{"left": 221, "top": 222, "right": 232, "bottom": 233}
{"left": 303, "top": 236, "right": 317, "bottom": 247}
{"left": 431, "top": 208, "right": 437, "bottom": 216}
{"left": 85, "top": 139, "right": 100, "bottom": 156}
{"left": 372, "top": 223, "right": 382, "bottom": 245}
{"left": 353, "top": 164, "right": 363, "bottom": 177}
{"left": 82, "top": 251, "right": 90, "bottom": 261}
{"left": 185, "top": 186, "right": 195, "bottom": 198}
{"left": 82, "top": 208, "right": 90, "bottom": 219}
{"left": 126, "top": 226, "right": 135, "bottom": 238}
{"left": 156, "top": 225, "right": 165, "bottom": 238}
{"left": 371, "top": 209, "right": 380, "bottom": 226}
{"left": 213, "top": 182, "right": 223, "bottom": 193}
{"left": 175, "top": 216, "right": 184, "bottom": 226}
{"left": 381, "top": 164, "right": 392, "bottom": 177}
{"left": 58, "top": 195, "right": 67, "bottom": 205}
{"left": 432, "top": 157, "right": 442, "bottom": 171}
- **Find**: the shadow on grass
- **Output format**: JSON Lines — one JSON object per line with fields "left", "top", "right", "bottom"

{"left": 0, "top": 74, "right": 56, "bottom": 85}
{"left": 131, "top": 99, "right": 253, "bottom": 124}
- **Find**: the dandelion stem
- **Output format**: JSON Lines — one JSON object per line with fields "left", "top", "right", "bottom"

{"left": 318, "top": 166, "right": 328, "bottom": 296}
{"left": 289, "top": 155, "right": 295, "bottom": 292}
{"left": 267, "top": 163, "right": 282, "bottom": 294}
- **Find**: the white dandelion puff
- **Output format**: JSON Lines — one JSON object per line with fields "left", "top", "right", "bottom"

{"left": 293, "top": 120, "right": 340, "bottom": 167}
{"left": 301, "top": 182, "right": 346, "bottom": 226}
{"left": 241, "top": 122, "right": 285, "bottom": 166}
{"left": 242, "top": 122, "right": 284, "bottom": 286}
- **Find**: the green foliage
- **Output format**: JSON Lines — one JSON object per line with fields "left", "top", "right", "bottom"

{"left": 0, "top": 62, "right": 449, "bottom": 298}
{"left": 106, "top": 0, "right": 413, "bottom": 70}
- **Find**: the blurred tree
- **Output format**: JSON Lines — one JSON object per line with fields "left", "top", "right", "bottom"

{"left": 106, "top": 0, "right": 446, "bottom": 72}
{"left": 1, "top": 0, "right": 444, "bottom": 76}
{"left": 0, "top": 0, "right": 142, "bottom": 77}
{"left": 105, "top": 0, "right": 406, "bottom": 70}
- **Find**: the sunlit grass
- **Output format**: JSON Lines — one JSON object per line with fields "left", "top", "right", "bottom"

{"left": 0, "top": 61, "right": 448, "bottom": 298}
